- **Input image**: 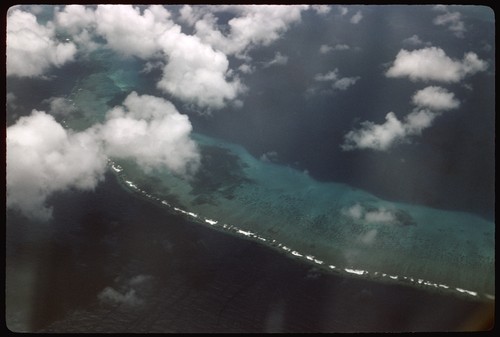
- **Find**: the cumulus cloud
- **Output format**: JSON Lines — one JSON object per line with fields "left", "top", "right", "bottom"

{"left": 350, "top": 11, "right": 363, "bottom": 24}
{"left": 386, "top": 47, "right": 487, "bottom": 82}
{"left": 156, "top": 24, "right": 244, "bottom": 109}
{"left": 339, "top": 6, "right": 348, "bottom": 16}
{"left": 191, "top": 5, "right": 308, "bottom": 57}
{"left": 342, "top": 112, "right": 406, "bottom": 151}
{"left": 263, "top": 52, "right": 288, "bottom": 68}
{"left": 411, "top": 86, "right": 459, "bottom": 111}
{"left": 341, "top": 85, "right": 461, "bottom": 151}
{"left": 433, "top": 7, "right": 466, "bottom": 38}
{"left": 7, "top": 7, "right": 77, "bottom": 77}
{"left": 7, "top": 92, "right": 200, "bottom": 221}
{"left": 99, "top": 92, "right": 200, "bottom": 174}
{"left": 54, "top": 4, "right": 99, "bottom": 52}
{"left": 46, "top": 5, "right": 309, "bottom": 109}
{"left": 314, "top": 69, "right": 360, "bottom": 91}
{"left": 94, "top": 5, "right": 172, "bottom": 59}
{"left": 7, "top": 111, "right": 107, "bottom": 220}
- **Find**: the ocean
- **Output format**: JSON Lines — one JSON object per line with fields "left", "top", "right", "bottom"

{"left": 6, "top": 5, "right": 495, "bottom": 332}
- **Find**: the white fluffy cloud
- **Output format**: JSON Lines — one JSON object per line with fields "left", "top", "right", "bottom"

{"left": 411, "top": 86, "right": 459, "bottom": 111}
{"left": 342, "top": 85, "right": 461, "bottom": 151}
{"left": 156, "top": 24, "right": 244, "bottom": 109}
{"left": 94, "top": 5, "right": 172, "bottom": 59}
{"left": 7, "top": 92, "right": 200, "bottom": 221}
{"left": 386, "top": 47, "right": 487, "bottom": 82}
{"left": 7, "top": 7, "right": 77, "bottom": 77}
{"left": 99, "top": 92, "right": 200, "bottom": 174}
{"left": 191, "top": 5, "right": 308, "bottom": 56}
{"left": 7, "top": 111, "right": 107, "bottom": 220}
{"left": 342, "top": 112, "right": 406, "bottom": 151}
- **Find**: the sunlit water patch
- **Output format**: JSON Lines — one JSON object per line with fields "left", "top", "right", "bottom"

{"left": 106, "top": 133, "right": 494, "bottom": 302}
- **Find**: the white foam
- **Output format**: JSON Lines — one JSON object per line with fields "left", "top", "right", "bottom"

{"left": 125, "top": 180, "right": 137, "bottom": 189}
{"left": 281, "top": 245, "right": 291, "bottom": 252}
{"left": 438, "top": 284, "right": 449, "bottom": 289}
{"left": 485, "top": 294, "right": 495, "bottom": 300}
{"left": 456, "top": 288, "right": 478, "bottom": 296}
{"left": 305, "top": 255, "right": 314, "bottom": 261}
{"left": 111, "top": 164, "right": 123, "bottom": 173}
{"left": 205, "top": 219, "right": 218, "bottom": 225}
{"left": 237, "top": 229, "right": 253, "bottom": 237}
{"left": 291, "top": 251, "right": 303, "bottom": 257}
{"left": 345, "top": 268, "right": 365, "bottom": 275}
{"left": 162, "top": 201, "right": 170, "bottom": 206}
{"left": 313, "top": 259, "right": 324, "bottom": 265}
{"left": 389, "top": 275, "right": 398, "bottom": 280}
{"left": 329, "top": 265, "right": 336, "bottom": 269}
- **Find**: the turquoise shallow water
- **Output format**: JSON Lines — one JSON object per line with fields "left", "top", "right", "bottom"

{"left": 109, "top": 133, "right": 494, "bottom": 300}
{"left": 61, "top": 54, "right": 494, "bottom": 302}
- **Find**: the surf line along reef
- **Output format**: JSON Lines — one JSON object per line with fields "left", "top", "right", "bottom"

{"left": 107, "top": 132, "right": 495, "bottom": 303}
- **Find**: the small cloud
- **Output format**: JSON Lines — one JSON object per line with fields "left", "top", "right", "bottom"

{"left": 411, "top": 86, "right": 460, "bottom": 111}
{"left": 311, "top": 5, "right": 331, "bottom": 15}
{"left": 98, "top": 287, "right": 142, "bottom": 306}
{"left": 358, "top": 229, "right": 378, "bottom": 245}
{"left": 339, "top": 6, "right": 349, "bottom": 16}
{"left": 319, "top": 44, "right": 333, "bottom": 54}
{"left": 433, "top": 7, "right": 466, "bottom": 38}
{"left": 7, "top": 92, "right": 17, "bottom": 110}
{"left": 315, "top": 70, "right": 339, "bottom": 82}
{"left": 314, "top": 69, "right": 359, "bottom": 91}
{"left": 44, "top": 97, "right": 77, "bottom": 116}
{"left": 260, "top": 151, "right": 278, "bottom": 163}
{"left": 319, "top": 43, "right": 350, "bottom": 54}
{"left": 386, "top": 47, "right": 487, "bottom": 82}
{"left": 402, "top": 34, "right": 431, "bottom": 47}
{"left": 333, "top": 76, "right": 360, "bottom": 90}
{"left": 350, "top": 11, "right": 363, "bottom": 24}
{"left": 343, "top": 203, "right": 364, "bottom": 220}
{"left": 364, "top": 208, "right": 395, "bottom": 223}
{"left": 342, "top": 112, "right": 406, "bottom": 151}
{"left": 238, "top": 63, "right": 255, "bottom": 74}
{"left": 263, "top": 52, "right": 288, "bottom": 68}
